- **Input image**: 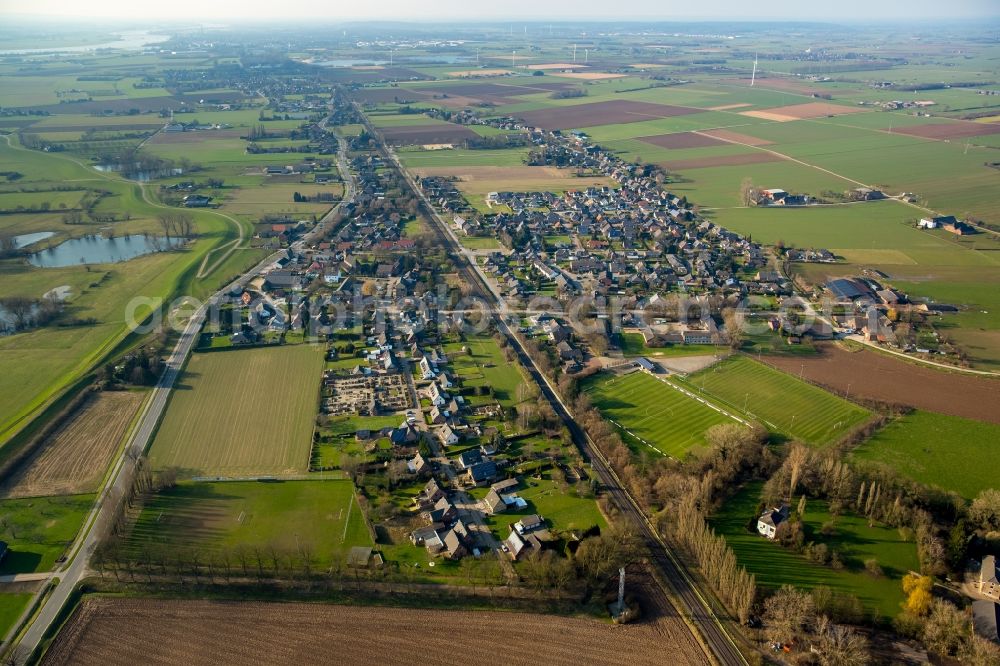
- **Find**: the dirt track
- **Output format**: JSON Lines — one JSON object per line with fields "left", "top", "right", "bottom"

{"left": 43, "top": 598, "right": 710, "bottom": 666}
{"left": 762, "top": 343, "right": 1000, "bottom": 424}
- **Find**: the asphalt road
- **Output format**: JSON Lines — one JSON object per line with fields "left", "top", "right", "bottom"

{"left": 15, "top": 128, "right": 356, "bottom": 662}
{"left": 365, "top": 112, "right": 748, "bottom": 666}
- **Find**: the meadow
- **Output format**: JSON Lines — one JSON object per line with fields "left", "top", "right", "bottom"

{"left": 149, "top": 345, "right": 325, "bottom": 477}
{"left": 711, "top": 482, "right": 919, "bottom": 619}
{"left": 851, "top": 410, "right": 1000, "bottom": 501}
{"left": 583, "top": 371, "right": 739, "bottom": 458}
{"left": 0, "top": 494, "right": 93, "bottom": 575}
{"left": 125, "top": 479, "right": 372, "bottom": 567}
{"left": 442, "top": 335, "right": 529, "bottom": 408}
{"left": 0, "top": 592, "right": 32, "bottom": 641}
{"left": 680, "top": 356, "right": 872, "bottom": 446}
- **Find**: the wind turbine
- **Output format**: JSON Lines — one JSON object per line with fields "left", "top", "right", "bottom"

{"left": 750, "top": 53, "right": 758, "bottom": 86}
{"left": 573, "top": 44, "right": 577, "bottom": 63}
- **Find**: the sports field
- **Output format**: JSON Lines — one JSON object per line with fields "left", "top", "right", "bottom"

{"left": 681, "top": 356, "right": 871, "bottom": 446}
{"left": 125, "top": 480, "right": 371, "bottom": 567}
{"left": 583, "top": 371, "right": 740, "bottom": 458}
{"left": 712, "top": 482, "right": 919, "bottom": 619}
{"left": 149, "top": 345, "right": 325, "bottom": 477}
{"left": 851, "top": 410, "right": 1000, "bottom": 501}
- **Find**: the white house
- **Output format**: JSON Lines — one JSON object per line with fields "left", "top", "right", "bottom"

{"left": 437, "top": 424, "right": 459, "bottom": 446}
{"left": 757, "top": 505, "right": 790, "bottom": 540}
{"left": 918, "top": 217, "right": 938, "bottom": 229}
{"left": 419, "top": 356, "right": 436, "bottom": 380}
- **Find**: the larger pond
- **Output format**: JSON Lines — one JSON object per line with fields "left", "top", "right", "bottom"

{"left": 28, "top": 234, "right": 183, "bottom": 268}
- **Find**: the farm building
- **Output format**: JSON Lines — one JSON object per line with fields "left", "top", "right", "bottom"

{"left": 756, "top": 505, "right": 789, "bottom": 540}
{"left": 981, "top": 556, "right": 1000, "bottom": 601}
{"left": 973, "top": 600, "right": 1000, "bottom": 644}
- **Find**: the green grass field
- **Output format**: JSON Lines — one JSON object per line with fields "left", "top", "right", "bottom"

{"left": 851, "top": 410, "right": 1000, "bottom": 501}
{"left": 583, "top": 371, "right": 739, "bottom": 458}
{"left": 681, "top": 356, "right": 871, "bottom": 446}
{"left": 149, "top": 345, "right": 325, "bottom": 477}
{"left": 476, "top": 475, "right": 607, "bottom": 537}
{"left": 0, "top": 494, "right": 93, "bottom": 574}
{"left": 443, "top": 335, "right": 528, "bottom": 408}
{"left": 125, "top": 479, "right": 371, "bottom": 567}
{"left": 712, "top": 482, "right": 919, "bottom": 619}
{"left": 0, "top": 592, "right": 32, "bottom": 639}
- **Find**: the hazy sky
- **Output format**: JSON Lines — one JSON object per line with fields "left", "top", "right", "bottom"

{"left": 1, "top": 0, "right": 997, "bottom": 21}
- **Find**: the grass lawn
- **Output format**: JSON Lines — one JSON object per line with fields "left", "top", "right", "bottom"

{"left": 149, "top": 345, "right": 325, "bottom": 477}
{"left": 851, "top": 410, "right": 1000, "bottom": 501}
{"left": 459, "top": 235, "right": 503, "bottom": 250}
{"left": 125, "top": 480, "right": 371, "bottom": 567}
{"left": 0, "top": 494, "right": 93, "bottom": 574}
{"left": 480, "top": 475, "right": 606, "bottom": 538}
{"left": 443, "top": 335, "right": 528, "bottom": 408}
{"left": 712, "top": 482, "right": 918, "bottom": 619}
{"left": 0, "top": 593, "right": 32, "bottom": 639}
{"left": 680, "top": 356, "right": 872, "bottom": 446}
{"left": 583, "top": 371, "right": 739, "bottom": 458}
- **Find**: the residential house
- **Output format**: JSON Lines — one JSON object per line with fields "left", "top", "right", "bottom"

{"left": 757, "top": 505, "right": 789, "bottom": 539}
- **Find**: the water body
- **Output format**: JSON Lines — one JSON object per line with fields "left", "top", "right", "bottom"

{"left": 0, "top": 31, "right": 170, "bottom": 56}
{"left": 315, "top": 55, "right": 470, "bottom": 67}
{"left": 28, "top": 234, "right": 183, "bottom": 268}
{"left": 11, "top": 232, "right": 55, "bottom": 248}
{"left": 93, "top": 164, "right": 183, "bottom": 182}
{"left": 316, "top": 59, "right": 389, "bottom": 67}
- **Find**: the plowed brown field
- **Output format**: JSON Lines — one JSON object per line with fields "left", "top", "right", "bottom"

{"left": 380, "top": 124, "right": 479, "bottom": 145}
{"left": 762, "top": 344, "right": 1000, "bottom": 424}
{"left": 0, "top": 391, "right": 145, "bottom": 499}
{"left": 43, "top": 598, "right": 710, "bottom": 666}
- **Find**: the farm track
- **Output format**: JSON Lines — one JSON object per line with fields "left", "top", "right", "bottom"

{"left": 360, "top": 108, "right": 749, "bottom": 665}
{"left": 0, "top": 392, "right": 145, "bottom": 499}
{"left": 42, "top": 598, "right": 710, "bottom": 666}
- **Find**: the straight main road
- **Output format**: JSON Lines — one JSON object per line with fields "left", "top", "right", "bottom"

{"left": 13, "top": 123, "right": 357, "bottom": 662}
{"left": 359, "top": 108, "right": 748, "bottom": 665}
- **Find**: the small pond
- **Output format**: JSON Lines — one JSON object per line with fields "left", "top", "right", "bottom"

{"left": 11, "top": 232, "right": 55, "bottom": 248}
